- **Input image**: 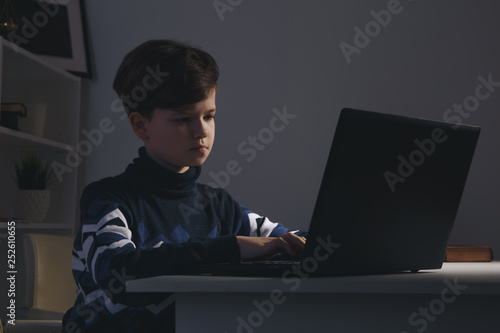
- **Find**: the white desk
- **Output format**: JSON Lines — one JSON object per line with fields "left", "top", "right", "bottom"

{"left": 127, "top": 262, "right": 500, "bottom": 332}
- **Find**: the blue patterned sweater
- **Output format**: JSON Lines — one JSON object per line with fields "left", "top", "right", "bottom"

{"left": 62, "top": 147, "right": 297, "bottom": 332}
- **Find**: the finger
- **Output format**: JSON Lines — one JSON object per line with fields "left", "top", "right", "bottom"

{"left": 275, "top": 237, "right": 294, "bottom": 255}
{"left": 281, "top": 233, "right": 306, "bottom": 251}
{"left": 280, "top": 232, "right": 299, "bottom": 242}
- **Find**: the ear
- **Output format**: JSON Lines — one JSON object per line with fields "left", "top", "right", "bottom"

{"left": 129, "top": 112, "right": 149, "bottom": 140}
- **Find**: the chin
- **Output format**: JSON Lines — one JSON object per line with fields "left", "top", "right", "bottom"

{"left": 189, "top": 159, "right": 207, "bottom": 167}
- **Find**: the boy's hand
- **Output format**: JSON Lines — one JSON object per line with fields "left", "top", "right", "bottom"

{"left": 236, "top": 233, "right": 306, "bottom": 260}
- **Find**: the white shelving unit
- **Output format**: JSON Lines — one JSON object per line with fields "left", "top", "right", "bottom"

{"left": 0, "top": 37, "right": 81, "bottom": 233}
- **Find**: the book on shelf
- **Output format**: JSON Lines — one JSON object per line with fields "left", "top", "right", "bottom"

{"left": 445, "top": 245, "right": 494, "bottom": 262}
{"left": 1, "top": 103, "right": 27, "bottom": 113}
{"left": 0, "top": 103, "right": 27, "bottom": 131}
{"left": 0, "top": 217, "right": 30, "bottom": 223}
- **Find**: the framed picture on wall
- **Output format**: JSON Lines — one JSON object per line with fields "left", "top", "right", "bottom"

{"left": 0, "top": 0, "right": 93, "bottom": 78}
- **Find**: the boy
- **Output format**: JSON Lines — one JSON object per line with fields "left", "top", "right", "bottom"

{"left": 63, "top": 39, "right": 306, "bottom": 332}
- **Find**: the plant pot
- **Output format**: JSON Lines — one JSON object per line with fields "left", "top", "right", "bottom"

{"left": 16, "top": 189, "right": 51, "bottom": 222}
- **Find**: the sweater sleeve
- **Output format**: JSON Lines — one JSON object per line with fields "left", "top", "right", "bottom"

{"left": 79, "top": 187, "right": 240, "bottom": 305}
{"left": 212, "top": 187, "right": 307, "bottom": 238}
{"left": 238, "top": 207, "right": 308, "bottom": 237}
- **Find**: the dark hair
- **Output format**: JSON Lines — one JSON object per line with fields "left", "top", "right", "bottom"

{"left": 113, "top": 39, "right": 219, "bottom": 119}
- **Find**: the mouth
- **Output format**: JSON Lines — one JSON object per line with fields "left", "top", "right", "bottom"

{"left": 191, "top": 145, "right": 209, "bottom": 153}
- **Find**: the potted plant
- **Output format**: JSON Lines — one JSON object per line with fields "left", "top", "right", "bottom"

{"left": 14, "top": 152, "right": 53, "bottom": 222}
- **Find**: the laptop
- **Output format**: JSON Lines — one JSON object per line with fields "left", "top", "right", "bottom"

{"left": 184, "top": 108, "right": 481, "bottom": 277}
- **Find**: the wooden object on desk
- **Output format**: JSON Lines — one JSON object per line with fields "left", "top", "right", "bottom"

{"left": 445, "top": 245, "right": 494, "bottom": 262}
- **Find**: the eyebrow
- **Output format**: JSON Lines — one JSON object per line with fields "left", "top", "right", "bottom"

{"left": 171, "top": 108, "right": 216, "bottom": 114}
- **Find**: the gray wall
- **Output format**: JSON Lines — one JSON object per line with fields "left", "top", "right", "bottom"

{"left": 81, "top": 1, "right": 500, "bottom": 253}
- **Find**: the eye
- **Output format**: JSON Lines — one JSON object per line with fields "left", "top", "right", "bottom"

{"left": 205, "top": 114, "right": 215, "bottom": 121}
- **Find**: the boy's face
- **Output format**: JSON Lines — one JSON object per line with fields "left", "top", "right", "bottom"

{"left": 135, "top": 88, "right": 216, "bottom": 173}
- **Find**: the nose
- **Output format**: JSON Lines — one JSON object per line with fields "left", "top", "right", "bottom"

{"left": 193, "top": 119, "right": 208, "bottom": 138}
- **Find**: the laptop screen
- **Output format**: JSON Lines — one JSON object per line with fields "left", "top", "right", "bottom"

{"left": 304, "top": 108, "right": 480, "bottom": 275}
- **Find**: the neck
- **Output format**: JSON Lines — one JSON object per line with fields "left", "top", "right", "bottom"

{"left": 145, "top": 147, "right": 190, "bottom": 173}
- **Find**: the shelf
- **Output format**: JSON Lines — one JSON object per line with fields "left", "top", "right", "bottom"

{"left": 0, "top": 37, "right": 81, "bottom": 147}
{"left": 0, "top": 221, "right": 74, "bottom": 230}
{"left": 1, "top": 38, "right": 79, "bottom": 83}
{"left": 0, "top": 126, "right": 75, "bottom": 151}
{"left": 0, "top": 36, "right": 81, "bottom": 234}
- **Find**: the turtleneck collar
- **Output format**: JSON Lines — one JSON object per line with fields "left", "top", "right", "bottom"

{"left": 126, "top": 147, "right": 201, "bottom": 195}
